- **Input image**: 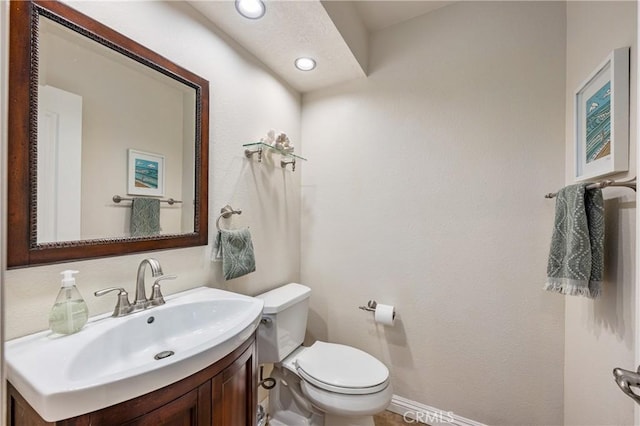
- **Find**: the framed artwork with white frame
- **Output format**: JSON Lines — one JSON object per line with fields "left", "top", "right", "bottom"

{"left": 127, "top": 149, "right": 165, "bottom": 196}
{"left": 575, "top": 47, "right": 629, "bottom": 181}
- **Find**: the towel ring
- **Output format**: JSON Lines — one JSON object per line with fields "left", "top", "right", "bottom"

{"left": 216, "top": 205, "right": 242, "bottom": 231}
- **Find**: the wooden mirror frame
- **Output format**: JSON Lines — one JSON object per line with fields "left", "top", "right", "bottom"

{"left": 8, "top": 0, "right": 209, "bottom": 268}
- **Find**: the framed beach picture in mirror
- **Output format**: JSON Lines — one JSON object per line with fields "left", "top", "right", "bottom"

{"left": 575, "top": 47, "right": 629, "bottom": 181}
{"left": 128, "top": 149, "right": 165, "bottom": 196}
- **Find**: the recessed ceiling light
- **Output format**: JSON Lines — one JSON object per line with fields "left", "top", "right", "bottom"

{"left": 295, "top": 57, "right": 316, "bottom": 71}
{"left": 235, "top": 0, "right": 266, "bottom": 20}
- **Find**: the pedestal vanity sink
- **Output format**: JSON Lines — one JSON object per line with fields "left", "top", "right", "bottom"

{"left": 6, "top": 287, "right": 263, "bottom": 425}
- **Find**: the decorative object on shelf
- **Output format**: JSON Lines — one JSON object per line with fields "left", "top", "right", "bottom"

{"left": 575, "top": 47, "right": 629, "bottom": 181}
{"left": 243, "top": 142, "right": 307, "bottom": 172}
{"left": 256, "top": 129, "right": 294, "bottom": 152}
{"left": 260, "top": 129, "right": 276, "bottom": 146}
{"left": 127, "top": 149, "right": 165, "bottom": 197}
{"left": 275, "top": 132, "right": 293, "bottom": 153}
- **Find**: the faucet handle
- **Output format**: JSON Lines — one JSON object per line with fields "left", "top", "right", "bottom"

{"left": 94, "top": 287, "right": 133, "bottom": 317}
{"left": 149, "top": 275, "right": 177, "bottom": 306}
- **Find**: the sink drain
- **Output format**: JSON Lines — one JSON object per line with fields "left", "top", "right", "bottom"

{"left": 154, "top": 350, "right": 175, "bottom": 360}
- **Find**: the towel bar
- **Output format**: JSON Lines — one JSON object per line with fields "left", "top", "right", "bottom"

{"left": 113, "top": 195, "right": 182, "bottom": 205}
{"left": 216, "top": 205, "right": 242, "bottom": 231}
{"left": 545, "top": 178, "right": 636, "bottom": 199}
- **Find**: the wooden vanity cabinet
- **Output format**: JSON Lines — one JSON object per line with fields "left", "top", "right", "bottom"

{"left": 8, "top": 334, "right": 257, "bottom": 426}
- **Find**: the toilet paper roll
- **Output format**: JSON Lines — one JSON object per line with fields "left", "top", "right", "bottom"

{"left": 374, "top": 303, "right": 396, "bottom": 326}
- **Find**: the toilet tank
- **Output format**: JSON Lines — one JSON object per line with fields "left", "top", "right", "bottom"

{"left": 255, "top": 283, "right": 311, "bottom": 364}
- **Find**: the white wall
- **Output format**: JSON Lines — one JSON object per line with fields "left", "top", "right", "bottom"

{"left": 563, "top": 2, "right": 637, "bottom": 425}
{"left": 301, "top": 2, "right": 566, "bottom": 424}
{"left": 4, "top": 0, "right": 302, "bottom": 339}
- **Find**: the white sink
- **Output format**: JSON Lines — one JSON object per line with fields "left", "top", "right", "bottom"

{"left": 5, "top": 286, "right": 264, "bottom": 422}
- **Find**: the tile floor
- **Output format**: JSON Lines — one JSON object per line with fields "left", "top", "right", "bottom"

{"left": 374, "top": 410, "right": 411, "bottom": 425}
{"left": 261, "top": 405, "right": 419, "bottom": 425}
{"left": 263, "top": 410, "right": 420, "bottom": 425}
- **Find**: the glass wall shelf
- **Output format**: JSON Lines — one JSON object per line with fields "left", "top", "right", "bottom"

{"left": 243, "top": 142, "right": 307, "bottom": 171}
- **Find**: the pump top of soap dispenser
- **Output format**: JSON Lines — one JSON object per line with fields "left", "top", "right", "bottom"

{"left": 61, "top": 270, "right": 79, "bottom": 287}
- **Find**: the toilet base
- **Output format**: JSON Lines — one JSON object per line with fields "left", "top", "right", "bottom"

{"left": 324, "top": 414, "right": 376, "bottom": 426}
{"left": 268, "top": 410, "right": 323, "bottom": 426}
{"left": 268, "top": 410, "right": 374, "bottom": 426}
{"left": 268, "top": 364, "right": 377, "bottom": 426}
{"left": 268, "top": 366, "right": 324, "bottom": 426}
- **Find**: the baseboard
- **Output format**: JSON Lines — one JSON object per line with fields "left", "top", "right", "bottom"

{"left": 387, "top": 395, "right": 486, "bottom": 426}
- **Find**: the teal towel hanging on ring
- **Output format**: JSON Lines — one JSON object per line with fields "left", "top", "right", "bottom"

{"left": 214, "top": 228, "right": 256, "bottom": 280}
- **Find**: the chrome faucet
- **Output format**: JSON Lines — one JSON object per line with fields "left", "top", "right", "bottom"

{"left": 95, "top": 258, "right": 175, "bottom": 317}
{"left": 133, "top": 258, "right": 164, "bottom": 310}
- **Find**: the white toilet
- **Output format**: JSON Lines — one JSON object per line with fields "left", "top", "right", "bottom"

{"left": 256, "top": 283, "right": 392, "bottom": 426}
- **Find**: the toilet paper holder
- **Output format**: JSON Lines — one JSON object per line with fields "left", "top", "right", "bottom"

{"left": 359, "top": 300, "right": 378, "bottom": 312}
{"left": 359, "top": 300, "right": 397, "bottom": 324}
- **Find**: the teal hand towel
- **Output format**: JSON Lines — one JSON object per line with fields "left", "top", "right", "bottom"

{"left": 214, "top": 228, "right": 256, "bottom": 280}
{"left": 130, "top": 198, "right": 160, "bottom": 237}
{"left": 545, "top": 184, "right": 604, "bottom": 298}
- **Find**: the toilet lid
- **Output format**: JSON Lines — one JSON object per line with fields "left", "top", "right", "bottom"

{"left": 295, "top": 342, "right": 389, "bottom": 395}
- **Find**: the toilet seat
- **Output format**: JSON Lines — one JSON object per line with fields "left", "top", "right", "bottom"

{"left": 295, "top": 341, "right": 390, "bottom": 395}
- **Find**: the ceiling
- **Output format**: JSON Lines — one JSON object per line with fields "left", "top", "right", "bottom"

{"left": 355, "top": 1, "right": 453, "bottom": 31}
{"left": 188, "top": 1, "right": 454, "bottom": 93}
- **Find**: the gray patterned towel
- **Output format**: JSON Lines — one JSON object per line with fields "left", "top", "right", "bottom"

{"left": 130, "top": 198, "right": 160, "bottom": 237}
{"left": 545, "top": 184, "right": 604, "bottom": 298}
{"left": 214, "top": 228, "right": 256, "bottom": 280}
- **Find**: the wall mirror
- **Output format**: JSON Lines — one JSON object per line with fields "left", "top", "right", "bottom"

{"left": 8, "top": 0, "right": 209, "bottom": 268}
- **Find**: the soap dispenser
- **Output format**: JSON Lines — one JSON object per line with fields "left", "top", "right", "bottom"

{"left": 49, "top": 270, "right": 89, "bottom": 335}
